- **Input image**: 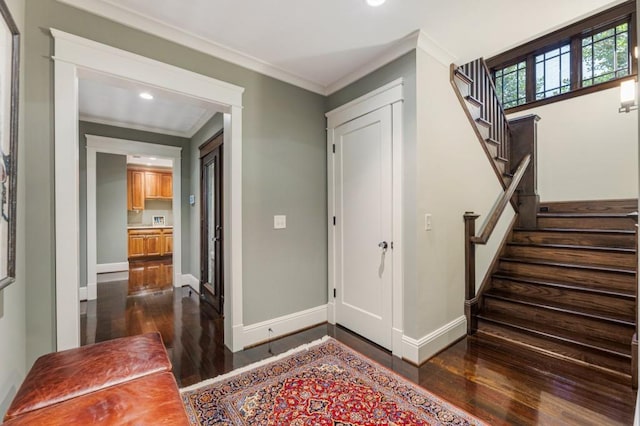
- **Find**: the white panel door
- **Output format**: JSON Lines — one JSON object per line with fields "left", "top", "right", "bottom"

{"left": 335, "top": 105, "right": 392, "bottom": 350}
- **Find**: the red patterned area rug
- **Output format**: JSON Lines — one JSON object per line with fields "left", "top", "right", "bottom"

{"left": 181, "top": 336, "right": 486, "bottom": 425}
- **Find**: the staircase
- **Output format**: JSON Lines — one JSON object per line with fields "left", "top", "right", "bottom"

{"left": 451, "top": 57, "right": 638, "bottom": 386}
{"left": 479, "top": 200, "right": 638, "bottom": 384}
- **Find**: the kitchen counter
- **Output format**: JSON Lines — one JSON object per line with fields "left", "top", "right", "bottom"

{"left": 127, "top": 225, "right": 173, "bottom": 229}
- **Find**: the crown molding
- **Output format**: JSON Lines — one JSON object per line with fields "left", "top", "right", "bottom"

{"left": 57, "top": 0, "right": 326, "bottom": 95}
{"left": 325, "top": 31, "right": 420, "bottom": 95}
{"left": 415, "top": 31, "right": 457, "bottom": 67}
{"left": 79, "top": 114, "right": 194, "bottom": 138}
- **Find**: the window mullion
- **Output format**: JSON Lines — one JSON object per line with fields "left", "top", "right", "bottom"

{"left": 526, "top": 55, "right": 535, "bottom": 103}
{"left": 570, "top": 36, "right": 581, "bottom": 90}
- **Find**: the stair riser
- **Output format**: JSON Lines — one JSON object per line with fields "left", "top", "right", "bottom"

{"left": 498, "top": 261, "right": 635, "bottom": 293}
{"left": 476, "top": 322, "right": 631, "bottom": 379}
{"left": 512, "top": 231, "right": 635, "bottom": 249}
{"left": 483, "top": 298, "right": 634, "bottom": 346}
{"left": 491, "top": 278, "right": 636, "bottom": 321}
{"left": 537, "top": 216, "right": 636, "bottom": 230}
{"left": 505, "top": 245, "right": 636, "bottom": 269}
{"left": 540, "top": 199, "right": 637, "bottom": 215}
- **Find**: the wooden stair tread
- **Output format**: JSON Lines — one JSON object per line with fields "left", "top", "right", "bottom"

{"left": 476, "top": 117, "right": 491, "bottom": 127}
{"left": 507, "top": 241, "right": 635, "bottom": 254}
{"left": 484, "top": 289, "right": 635, "bottom": 325}
{"left": 465, "top": 95, "right": 483, "bottom": 107}
{"left": 485, "top": 137, "right": 501, "bottom": 145}
{"left": 500, "top": 256, "right": 636, "bottom": 274}
{"left": 494, "top": 156, "right": 508, "bottom": 163}
{"left": 475, "top": 322, "right": 632, "bottom": 382}
{"left": 454, "top": 68, "right": 473, "bottom": 85}
{"left": 477, "top": 311, "right": 632, "bottom": 358}
{"left": 491, "top": 273, "right": 635, "bottom": 298}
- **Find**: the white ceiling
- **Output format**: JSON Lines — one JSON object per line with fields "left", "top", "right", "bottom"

{"left": 78, "top": 69, "right": 221, "bottom": 137}
{"left": 61, "top": 0, "right": 623, "bottom": 95}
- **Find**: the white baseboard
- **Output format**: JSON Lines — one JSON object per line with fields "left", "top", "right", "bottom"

{"left": 97, "top": 271, "right": 129, "bottom": 283}
{"left": 181, "top": 274, "right": 200, "bottom": 294}
{"left": 242, "top": 305, "right": 328, "bottom": 349}
{"left": 96, "top": 261, "right": 128, "bottom": 273}
{"left": 80, "top": 283, "right": 98, "bottom": 301}
{"left": 79, "top": 286, "right": 87, "bottom": 302}
{"left": 402, "top": 316, "right": 466, "bottom": 365}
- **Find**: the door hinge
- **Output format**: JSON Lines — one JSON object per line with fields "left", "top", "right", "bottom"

{"left": 333, "top": 288, "right": 336, "bottom": 298}
{"left": 332, "top": 144, "right": 335, "bottom": 153}
{"left": 333, "top": 216, "right": 336, "bottom": 226}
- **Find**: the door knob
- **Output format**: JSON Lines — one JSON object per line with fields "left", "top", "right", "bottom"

{"left": 378, "top": 241, "right": 388, "bottom": 250}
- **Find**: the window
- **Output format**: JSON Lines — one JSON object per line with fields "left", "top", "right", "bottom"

{"left": 582, "top": 23, "right": 630, "bottom": 87}
{"left": 495, "top": 61, "right": 526, "bottom": 108}
{"left": 487, "top": 1, "right": 636, "bottom": 112}
{"left": 535, "top": 44, "right": 571, "bottom": 99}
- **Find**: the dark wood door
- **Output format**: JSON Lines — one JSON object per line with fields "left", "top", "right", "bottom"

{"left": 200, "top": 131, "right": 223, "bottom": 314}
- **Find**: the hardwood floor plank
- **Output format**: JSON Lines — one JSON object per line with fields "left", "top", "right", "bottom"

{"left": 81, "top": 282, "right": 637, "bottom": 425}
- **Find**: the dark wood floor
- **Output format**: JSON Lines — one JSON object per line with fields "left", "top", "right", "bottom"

{"left": 81, "top": 282, "right": 637, "bottom": 425}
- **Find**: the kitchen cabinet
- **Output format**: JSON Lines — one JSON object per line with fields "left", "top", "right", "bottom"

{"left": 127, "top": 168, "right": 173, "bottom": 210}
{"left": 127, "top": 170, "right": 145, "bottom": 211}
{"left": 128, "top": 227, "right": 173, "bottom": 258}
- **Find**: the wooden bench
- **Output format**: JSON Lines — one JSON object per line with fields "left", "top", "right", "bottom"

{"left": 3, "top": 333, "right": 188, "bottom": 425}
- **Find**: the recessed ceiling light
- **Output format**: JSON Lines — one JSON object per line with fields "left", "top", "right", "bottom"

{"left": 139, "top": 92, "right": 154, "bottom": 100}
{"left": 367, "top": 0, "right": 386, "bottom": 6}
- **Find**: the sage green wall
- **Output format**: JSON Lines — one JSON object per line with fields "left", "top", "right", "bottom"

{"left": 0, "top": 0, "right": 26, "bottom": 418}
{"left": 189, "top": 113, "right": 224, "bottom": 279}
{"left": 78, "top": 121, "right": 190, "bottom": 287}
{"left": 96, "top": 153, "right": 127, "bottom": 264}
{"left": 326, "top": 51, "right": 419, "bottom": 337}
{"left": 25, "top": 0, "right": 326, "bottom": 362}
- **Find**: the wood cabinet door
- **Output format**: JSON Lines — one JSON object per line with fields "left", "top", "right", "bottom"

{"left": 160, "top": 173, "right": 172, "bottom": 199}
{"left": 145, "top": 172, "right": 160, "bottom": 198}
{"left": 162, "top": 232, "right": 173, "bottom": 255}
{"left": 145, "top": 234, "right": 162, "bottom": 256}
{"left": 129, "top": 170, "right": 145, "bottom": 210}
{"left": 128, "top": 234, "right": 146, "bottom": 258}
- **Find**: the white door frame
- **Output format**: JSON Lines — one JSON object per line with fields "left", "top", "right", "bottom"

{"left": 53, "top": 29, "right": 245, "bottom": 352}
{"left": 85, "top": 135, "right": 183, "bottom": 299}
{"left": 326, "top": 78, "right": 404, "bottom": 357}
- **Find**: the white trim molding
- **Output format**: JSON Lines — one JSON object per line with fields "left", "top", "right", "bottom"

{"left": 96, "top": 262, "right": 129, "bottom": 274}
{"left": 50, "top": 6, "right": 455, "bottom": 96}
{"left": 79, "top": 283, "right": 97, "bottom": 302}
{"left": 402, "top": 316, "right": 467, "bottom": 365}
{"left": 326, "top": 80, "right": 404, "bottom": 357}
{"left": 181, "top": 274, "right": 200, "bottom": 294}
{"left": 97, "top": 271, "right": 129, "bottom": 283}
{"left": 242, "top": 305, "right": 328, "bottom": 349}
{"left": 56, "top": 0, "right": 325, "bottom": 95}
{"left": 86, "top": 135, "right": 183, "bottom": 294}
{"left": 53, "top": 29, "right": 244, "bottom": 353}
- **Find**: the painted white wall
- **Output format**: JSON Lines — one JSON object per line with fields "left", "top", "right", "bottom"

{"left": 0, "top": 0, "right": 25, "bottom": 418}
{"left": 413, "top": 48, "right": 514, "bottom": 359}
{"left": 509, "top": 87, "right": 638, "bottom": 202}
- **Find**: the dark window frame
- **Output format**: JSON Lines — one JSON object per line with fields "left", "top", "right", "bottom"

{"left": 487, "top": 0, "right": 637, "bottom": 113}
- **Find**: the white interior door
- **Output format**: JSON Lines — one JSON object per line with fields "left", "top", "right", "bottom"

{"left": 334, "top": 105, "right": 393, "bottom": 350}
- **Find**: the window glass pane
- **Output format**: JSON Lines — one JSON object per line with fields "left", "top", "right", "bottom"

{"left": 582, "top": 22, "right": 629, "bottom": 87}
{"left": 535, "top": 43, "right": 570, "bottom": 100}
{"left": 493, "top": 60, "right": 526, "bottom": 108}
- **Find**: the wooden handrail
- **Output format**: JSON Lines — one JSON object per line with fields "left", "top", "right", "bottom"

{"left": 470, "top": 154, "right": 531, "bottom": 244}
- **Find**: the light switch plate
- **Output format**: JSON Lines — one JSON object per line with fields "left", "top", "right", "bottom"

{"left": 425, "top": 214, "right": 432, "bottom": 231}
{"left": 274, "top": 215, "right": 287, "bottom": 229}
{"left": 189, "top": 194, "right": 195, "bottom": 205}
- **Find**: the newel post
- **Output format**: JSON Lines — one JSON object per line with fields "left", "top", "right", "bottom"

{"left": 508, "top": 114, "right": 540, "bottom": 228}
{"left": 464, "top": 212, "right": 480, "bottom": 335}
